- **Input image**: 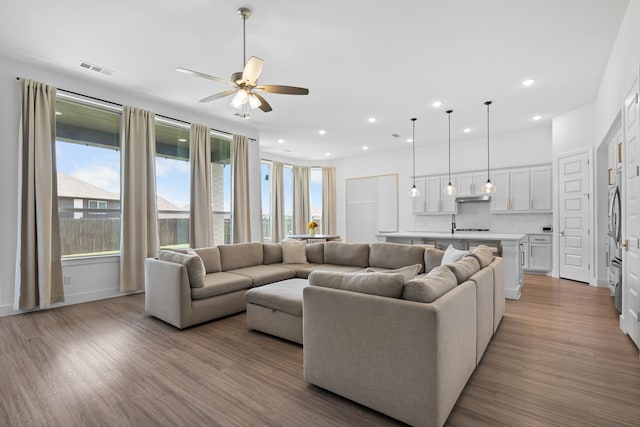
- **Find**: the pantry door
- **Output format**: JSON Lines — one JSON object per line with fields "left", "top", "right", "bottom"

{"left": 558, "top": 151, "right": 590, "bottom": 283}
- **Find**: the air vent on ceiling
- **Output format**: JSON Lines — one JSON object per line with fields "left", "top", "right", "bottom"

{"left": 79, "top": 61, "right": 114, "bottom": 76}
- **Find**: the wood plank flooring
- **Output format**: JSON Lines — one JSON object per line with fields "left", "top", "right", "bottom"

{"left": 1, "top": 275, "right": 639, "bottom": 426}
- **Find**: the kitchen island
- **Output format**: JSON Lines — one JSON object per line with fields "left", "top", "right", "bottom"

{"left": 377, "top": 231, "right": 526, "bottom": 299}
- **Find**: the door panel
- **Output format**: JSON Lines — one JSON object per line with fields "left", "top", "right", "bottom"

{"left": 623, "top": 79, "right": 640, "bottom": 349}
{"left": 558, "top": 152, "right": 590, "bottom": 283}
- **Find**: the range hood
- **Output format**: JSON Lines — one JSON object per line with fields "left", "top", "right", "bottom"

{"left": 455, "top": 195, "right": 491, "bottom": 203}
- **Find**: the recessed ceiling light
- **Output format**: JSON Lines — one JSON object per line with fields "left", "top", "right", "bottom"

{"left": 325, "top": 152, "right": 331, "bottom": 156}
{"left": 522, "top": 79, "right": 535, "bottom": 87}
{"left": 532, "top": 115, "right": 542, "bottom": 121}
{"left": 463, "top": 128, "right": 471, "bottom": 133}
{"left": 432, "top": 101, "right": 442, "bottom": 108}
{"left": 178, "top": 138, "right": 187, "bottom": 143}
{"left": 362, "top": 146, "right": 369, "bottom": 150}
{"left": 318, "top": 129, "right": 326, "bottom": 135}
{"left": 368, "top": 117, "right": 376, "bottom": 123}
{"left": 277, "top": 139, "right": 284, "bottom": 144}
{"left": 406, "top": 138, "right": 413, "bottom": 143}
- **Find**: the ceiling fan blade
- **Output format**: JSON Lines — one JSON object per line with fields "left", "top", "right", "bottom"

{"left": 176, "top": 67, "right": 236, "bottom": 87}
{"left": 241, "top": 56, "right": 264, "bottom": 84}
{"left": 253, "top": 93, "right": 273, "bottom": 112}
{"left": 199, "top": 89, "right": 238, "bottom": 103}
{"left": 256, "top": 85, "right": 309, "bottom": 95}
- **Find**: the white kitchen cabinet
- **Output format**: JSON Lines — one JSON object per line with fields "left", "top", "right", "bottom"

{"left": 414, "top": 176, "right": 456, "bottom": 215}
{"left": 527, "top": 234, "right": 552, "bottom": 273}
{"left": 530, "top": 166, "right": 552, "bottom": 211}
{"left": 490, "top": 168, "right": 532, "bottom": 212}
{"left": 456, "top": 172, "right": 487, "bottom": 196}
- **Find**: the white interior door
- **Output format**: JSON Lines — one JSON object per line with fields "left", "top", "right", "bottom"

{"left": 622, "top": 79, "right": 640, "bottom": 349}
{"left": 558, "top": 152, "right": 590, "bottom": 283}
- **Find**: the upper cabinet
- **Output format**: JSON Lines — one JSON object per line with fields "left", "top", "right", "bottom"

{"left": 491, "top": 166, "right": 551, "bottom": 213}
{"left": 530, "top": 166, "right": 552, "bottom": 211}
{"left": 414, "top": 164, "right": 551, "bottom": 215}
{"left": 413, "top": 176, "right": 456, "bottom": 215}
{"left": 456, "top": 172, "right": 487, "bottom": 196}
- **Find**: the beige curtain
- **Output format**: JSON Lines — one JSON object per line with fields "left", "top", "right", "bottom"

{"left": 232, "top": 134, "right": 251, "bottom": 243}
{"left": 322, "top": 166, "right": 337, "bottom": 235}
{"left": 120, "top": 106, "right": 159, "bottom": 292}
{"left": 14, "top": 79, "right": 64, "bottom": 310}
{"left": 189, "top": 123, "right": 213, "bottom": 248}
{"left": 293, "top": 165, "right": 310, "bottom": 234}
{"left": 270, "top": 161, "right": 285, "bottom": 242}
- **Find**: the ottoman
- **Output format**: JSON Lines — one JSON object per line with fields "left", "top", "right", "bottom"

{"left": 245, "top": 278, "right": 308, "bottom": 344}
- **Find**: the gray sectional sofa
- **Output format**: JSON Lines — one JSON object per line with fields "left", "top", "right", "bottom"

{"left": 144, "top": 240, "right": 505, "bottom": 427}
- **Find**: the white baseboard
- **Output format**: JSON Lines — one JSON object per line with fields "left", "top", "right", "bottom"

{"left": 0, "top": 287, "right": 142, "bottom": 318}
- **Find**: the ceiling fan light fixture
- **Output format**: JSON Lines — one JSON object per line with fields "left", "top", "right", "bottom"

{"left": 248, "top": 93, "right": 262, "bottom": 109}
{"left": 231, "top": 89, "right": 248, "bottom": 109}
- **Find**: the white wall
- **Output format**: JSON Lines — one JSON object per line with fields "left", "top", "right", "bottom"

{"left": 596, "top": 0, "right": 640, "bottom": 143}
{"left": 334, "top": 126, "right": 552, "bottom": 239}
{"left": 0, "top": 55, "right": 261, "bottom": 316}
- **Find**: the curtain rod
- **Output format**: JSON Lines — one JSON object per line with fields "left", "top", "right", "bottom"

{"left": 16, "top": 77, "right": 256, "bottom": 141}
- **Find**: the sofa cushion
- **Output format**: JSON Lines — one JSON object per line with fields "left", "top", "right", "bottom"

{"left": 308, "top": 271, "right": 405, "bottom": 298}
{"left": 365, "top": 264, "right": 422, "bottom": 282}
{"left": 281, "top": 238, "right": 308, "bottom": 264}
{"left": 157, "top": 250, "right": 206, "bottom": 288}
{"left": 219, "top": 242, "right": 264, "bottom": 271}
{"left": 191, "top": 272, "right": 252, "bottom": 300}
{"left": 263, "top": 243, "right": 283, "bottom": 264}
{"left": 441, "top": 244, "right": 468, "bottom": 265}
{"left": 193, "top": 247, "right": 222, "bottom": 273}
{"left": 245, "top": 279, "right": 308, "bottom": 316}
{"left": 424, "top": 247, "right": 445, "bottom": 273}
{"left": 446, "top": 256, "right": 481, "bottom": 283}
{"left": 323, "top": 242, "right": 370, "bottom": 267}
{"left": 467, "top": 245, "right": 494, "bottom": 269}
{"left": 306, "top": 242, "right": 324, "bottom": 264}
{"left": 368, "top": 242, "right": 425, "bottom": 273}
{"left": 402, "top": 266, "right": 458, "bottom": 303}
{"left": 228, "top": 265, "right": 296, "bottom": 287}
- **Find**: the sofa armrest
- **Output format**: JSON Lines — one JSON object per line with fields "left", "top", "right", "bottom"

{"left": 145, "top": 258, "right": 192, "bottom": 329}
{"left": 303, "top": 282, "right": 477, "bottom": 427}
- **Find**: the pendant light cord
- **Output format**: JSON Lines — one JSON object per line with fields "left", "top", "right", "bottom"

{"left": 485, "top": 101, "right": 493, "bottom": 180}
{"left": 447, "top": 110, "right": 453, "bottom": 183}
{"left": 411, "top": 118, "right": 417, "bottom": 186}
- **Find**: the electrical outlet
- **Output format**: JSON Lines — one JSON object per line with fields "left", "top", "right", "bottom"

{"left": 63, "top": 275, "right": 72, "bottom": 285}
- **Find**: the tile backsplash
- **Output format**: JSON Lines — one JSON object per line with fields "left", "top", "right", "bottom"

{"left": 412, "top": 202, "right": 552, "bottom": 234}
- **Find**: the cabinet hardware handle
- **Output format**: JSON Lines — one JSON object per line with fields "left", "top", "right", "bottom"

{"left": 618, "top": 142, "right": 622, "bottom": 163}
{"left": 622, "top": 240, "right": 628, "bottom": 250}
{"left": 608, "top": 168, "right": 613, "bottom": 185}
{"left": 534, "top": 238, "right": 545, "bottom": 241}
{"left": 559, "top": 230, "right": 565, "bottom": 236}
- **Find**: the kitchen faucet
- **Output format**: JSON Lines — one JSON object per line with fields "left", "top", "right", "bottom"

{"left": 451, "top": 213, "right": 456, "bottom": 234}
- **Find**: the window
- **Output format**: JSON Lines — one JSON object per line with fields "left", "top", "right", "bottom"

{"left": 283, "top": 165, "right": 293, "bottom": 236}
{"left": 88, "top": 200, "right": 107, "bottom": 210}
{"left": 310, "top": 167, "right": 323, "bottom": 232}
{"left": 155, "top": 122, "right": 190, "bottom": 249}
{"left": 261, "top": 161, "right": 272, "bottom": 241}
{"left": 211, "top": 135, "right": 232, "bottom": 244}
{"left": 55, "top": 98, "right": 121, "bottom": 257}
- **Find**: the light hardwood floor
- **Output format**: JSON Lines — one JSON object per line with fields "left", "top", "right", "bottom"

{"left": 1, "top": 275, "right": 639, "bottom": 426}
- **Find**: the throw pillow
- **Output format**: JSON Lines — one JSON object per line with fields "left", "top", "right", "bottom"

{"left": 441, "top": 244, "right": 468, "bottom": 265}
{"left": 365, "top": 264, "right": 422, "bottom": 282}
{"left": 157, "top": 250, "right": 206, "bottom": 288}
{"left": 281, "top": 238, "right": 308, "bottom": 264}
{"left": 193, "top": 247, "right": 222, "bottom": 273}
{"left": 402, "top": 266, "right": 458, "bottom": 303}
{"left": 308, "top": 271, "right": 405, "bottom": 298}
{"left": 424, "top": 247, "right": 445, "bottom": 273}
{"left": 446, "top": 256, "right": 481, "bottom": 283}
{"left": 468, "top": 245, "right": 494, "bottom": 268}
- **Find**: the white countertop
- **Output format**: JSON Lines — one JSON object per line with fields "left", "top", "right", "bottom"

{"left": 377, "top": 231, "right": 527, "bottom": 241}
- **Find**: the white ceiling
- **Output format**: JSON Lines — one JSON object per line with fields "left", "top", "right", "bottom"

{"left": 0, "top": 0, "right": 630, "bottom": 161}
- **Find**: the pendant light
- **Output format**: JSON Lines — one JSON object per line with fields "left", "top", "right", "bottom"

{"left": 481, "top": 100, "right": 496, "bottom": 194}
{"left": 408, "top": 117, "right": 420, "bottom": 198}
{"left": 442, "top": 109, "right": 456, "bottom": 196}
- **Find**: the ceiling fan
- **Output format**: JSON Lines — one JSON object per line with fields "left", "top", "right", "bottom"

{"left": 177, "top": 7, "right": 309, "bottom": 117}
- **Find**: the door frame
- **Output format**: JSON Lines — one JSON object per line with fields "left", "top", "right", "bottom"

{"left": 553, "top": 148, "right": 594, "bottom": 284}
